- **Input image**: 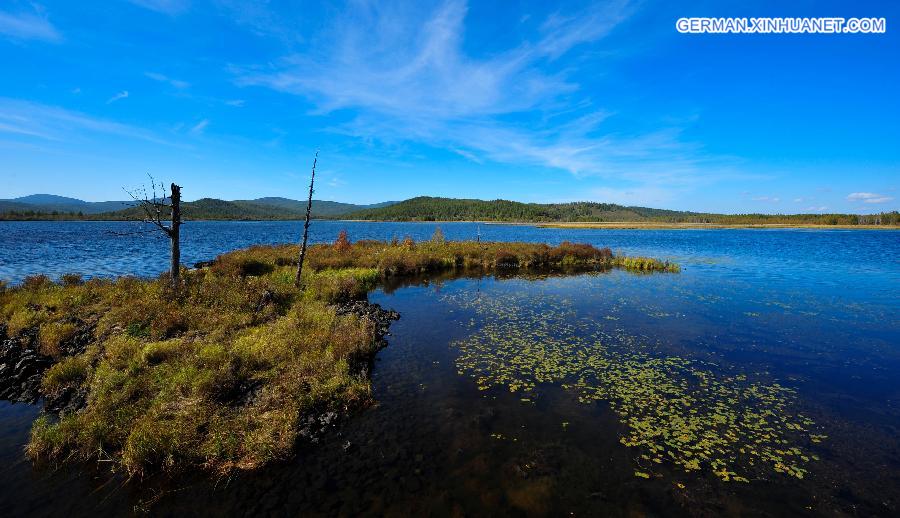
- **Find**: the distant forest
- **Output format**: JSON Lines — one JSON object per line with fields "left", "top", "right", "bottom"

{"left": 2, "top": 195, "right": 898, "bottom": 226}
{"left": 341, "top": 197, "right": 900, "bottom": 226}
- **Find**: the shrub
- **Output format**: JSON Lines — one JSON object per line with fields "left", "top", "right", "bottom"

{"left": 61, "top": 273, "right": 84, "bottom": 286}
{"left": 495, "top": 250, "right": 520, "bottom": 268}
{"left": 614, "top": 256, "right": 679, "bottom": 273}
{"left": 22, "top": 275, "right": 52, "bottom": 290}
{"left": 334, "top": 230, "right": 352, "bottom": 253}
{"left": 431, "top": 226, "right": 445, "bottom": 244}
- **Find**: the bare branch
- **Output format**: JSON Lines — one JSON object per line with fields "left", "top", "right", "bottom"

{"left": 116, "top": 175, "right": 184, "bottom": 284}
{"left": 121, "top": 174, "right": 175, "bottom": 235}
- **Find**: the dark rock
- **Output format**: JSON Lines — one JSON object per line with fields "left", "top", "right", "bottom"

{"left": 333, "top": 300, "right": 400, "bottom": 350}
{"left": 0, "top": 332, "right": 51, "bottom": 404}
{"left": 45, "top": 386, "right": 89, "bottom": 416}
{"left": 0, "top": 321, "right": 93, "bottom": 412}
{"left": 193, "top": 260, "right": 216, "bottom": 269}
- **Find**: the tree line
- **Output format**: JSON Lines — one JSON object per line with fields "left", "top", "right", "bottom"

{"left": 3, "top": 195, "right": 898, "bottom": 226}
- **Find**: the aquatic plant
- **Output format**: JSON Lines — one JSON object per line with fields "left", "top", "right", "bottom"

{"left": 614, "top": 256, "right": 680, "bottom": 273}
{"left": 445, "top": 290, "right": 821, "bottom": 483}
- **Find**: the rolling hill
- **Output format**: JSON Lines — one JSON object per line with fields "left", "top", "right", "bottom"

{"left": 343, "top": 196, "right": 711, "bottom": 222}
{"left": 0, "top": 195, "right": 398, "bottom": 220}
{"left": 1, "top": 194, "right": 897, "bottom": 226}
{"left": 0, "top": 194, "right": 132, "bottom": 214}
{"left": 342, "top": 197, "right": 899, "bottom": 226}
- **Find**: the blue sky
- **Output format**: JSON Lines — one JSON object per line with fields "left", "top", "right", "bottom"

{"left": 0, "top": 0, "right": 897, "bottom": 213}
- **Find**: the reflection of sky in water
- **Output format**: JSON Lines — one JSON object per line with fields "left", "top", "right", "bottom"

{"left": 2, "top": 222, "right": 898, "bottom": 304}
{"left": 429, "top": 271, "right": 899, "bottom": 513}
{"left": 0, "top": 222, "right": 898, "bottom": 514}
{"left": 444, "top": 285, "right": 823, "bottom": 482}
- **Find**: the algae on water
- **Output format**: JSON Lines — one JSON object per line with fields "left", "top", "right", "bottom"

{"left": 445, "top": 288, "right": 823, "bottom": 482}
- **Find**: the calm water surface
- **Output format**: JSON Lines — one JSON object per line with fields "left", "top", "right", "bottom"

{"left": 0, "top": 221, "right": 898, "bottom": 516}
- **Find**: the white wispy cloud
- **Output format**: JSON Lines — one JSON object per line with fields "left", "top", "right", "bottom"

{"left": 847, "top": 192, "right": 893, "bottom": 204}
{"left": 535, "top": 1, "right": 633, "bottom": 60}
{"left": 751, "top": 196, "right": 780, "bottom": 203}
{"left": 327, "top": 175, "right": 347, "bottom": 188}
{"left": 0, "top": 8, "right": 61, "bottom": 42}
{"left": 231, "top": 0, "right": 734, "bottom": 204}
{"left": 190, "top": 118, "right": 209, "bottom": 134}
{"left": 213, "top": 0, "right": 303, "bottom": 43}
{"left": 0, "top": 97, "right": 174, "bottom": 146}
{"left": 106, "top": 90, "right": 130, "bottom": 104}
{"left": 804, "top": 206, "right": 828, "bottom": 212}
{"left": 128, "top": 0, "right": 189, "bottom": 15}
{"left": 451, "top": 148, "right": 483, "bottom": 164}
{"left": 225, "top": 99, "right": 245, "bottom": 107}
{"left": 145, "top": 72, "right": 190, "bottom": 89}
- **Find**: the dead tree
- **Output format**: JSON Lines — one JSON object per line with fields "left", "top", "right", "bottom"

{"left": 124, "top": 177, "right": 183, "bottom": 283}
{"left": 295, "top": 151, "right": 318, "bottom": 286}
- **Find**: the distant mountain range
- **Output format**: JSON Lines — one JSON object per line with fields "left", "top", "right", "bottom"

{"left": 1, "top": 194, "right": 897, "bottom": 226}
{"left": 0, "top": 194, "right": 134, "bottom": 214}
{"left": 0, "top": 194, "right": 398, "bottom": 219}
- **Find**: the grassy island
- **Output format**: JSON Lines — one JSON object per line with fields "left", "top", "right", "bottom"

{"left": 0, "top": 238, "right": 677, "bottom": 476}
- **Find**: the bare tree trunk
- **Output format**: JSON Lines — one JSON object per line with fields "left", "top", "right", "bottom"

{"left": 170, "top": 183, "right": 181, "bottom": 283}
{"left": 295, "top": 152, "right": 318, "bottom": 286}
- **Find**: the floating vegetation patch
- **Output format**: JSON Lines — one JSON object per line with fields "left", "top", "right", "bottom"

{"left": 444, "top": 288, "right": 823, "bottom": 482}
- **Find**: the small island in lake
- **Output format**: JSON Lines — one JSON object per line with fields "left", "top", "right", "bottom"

{"left": 1, "top": 237, "right": 676, "bottom": 475}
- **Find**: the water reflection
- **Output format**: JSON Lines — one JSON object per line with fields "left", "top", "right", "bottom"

{"left": 0, "top": 223, "right": 898, "bottom": 516}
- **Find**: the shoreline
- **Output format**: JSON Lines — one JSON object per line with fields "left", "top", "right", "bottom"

{"left": 2, "top": 219, "right": 898, "bottom": 230}
{"left": 535, "top": 222, "right": 900, "bottom": 230}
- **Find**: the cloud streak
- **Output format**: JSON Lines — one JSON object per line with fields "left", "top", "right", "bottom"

{"left": 0, "top": 8, "right": 61, "bottom": 42}
{"left": 106, "top": 91, "right": 130, "bottom": 104}
{"left": 145, "top": 72, "right": 190, "bottom": 89}
{"left": 232, "top": 1, "right": 731, "bottom": 190}
{"left": 847, "top": 192, "right": 893, "bottom": 204}
{"left": 0, "top": 97, "right": 175, "bottom": 147}
{"left": 190, "top": 119, "right": 209, "bottom": 135}
{"left": 128, "top": 0, "right": 189, "bottom": 15}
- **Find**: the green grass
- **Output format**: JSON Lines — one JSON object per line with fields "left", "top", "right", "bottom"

{"left": 2, "top": 238, "right": 678, "bottom": 476}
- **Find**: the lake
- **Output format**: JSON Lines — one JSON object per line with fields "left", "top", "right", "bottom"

{"left": 0, "top": 221, "right": 899, "bottom": 516}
